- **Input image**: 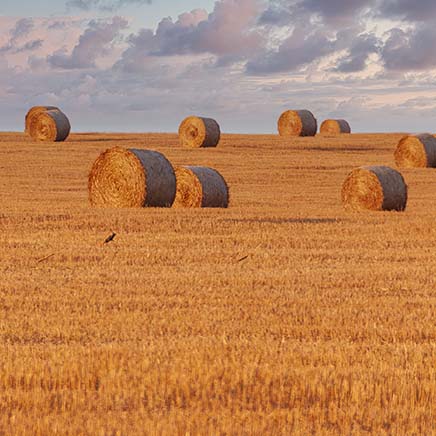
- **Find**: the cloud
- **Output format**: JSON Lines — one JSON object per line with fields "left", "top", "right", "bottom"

{"left": 296, "top": 0, "right": 374, "bottom": 25}
{"left": 246, "top": 26, "right": 336, "bottom": 74}
{"left": 334, "top": 33, "right": 379, "bottom": 73}
{"left": 0, "top": 18, "right": 41, "bottom": 54}
{"left": 66, "top": 0, "right": 151, "bottom": 12}
{"left": 381, "top": 25, "right": 436, "bottom": 71}
{"left": 116, "top": 0, "right": 263, "bottom": 72}
{"left": 48, "top": 16, "right": 128, "bottom": 69}
{"left": 378, "top": 0, "right": 436, "bottom": 22}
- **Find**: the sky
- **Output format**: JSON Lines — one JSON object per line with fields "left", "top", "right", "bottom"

{"left": 1, "top": 0, "right": 436, "bottom": 133}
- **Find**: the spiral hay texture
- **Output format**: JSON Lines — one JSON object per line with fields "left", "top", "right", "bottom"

{"left": 25, "top": 106, "right": 60, "bottom": 134}
{"left": 278, "top": 110, "right": 317, "bottom": 137}
{"left": 179, "top": 116, "right": 221, "bottom": 148}
{"left": 394, "top": 134, "right": 436, "bottom": 168}
{"left": 174, "top": 166, "right": 229, "bottom": 208}
{"left": 342, "top": 166, "right": 407, "bottom": 212}
{"left": 320, "top": 119, "right": 351, "bottom": 135}
{"left": 88, "top": 147, "right": 176, "bottom": 208}
{"left": 27, "top": 109, "right": 71, "bottom": 142}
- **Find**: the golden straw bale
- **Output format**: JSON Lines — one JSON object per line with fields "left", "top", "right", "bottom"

{"left": 25, "top": 106, "right": 59, "bottom": 134}
{"left": 28, "top": 109, "right": 71, "bottom": 142}
{"left": 277, "top": 110, "right": 317, "bottom": 137}
{"left": 173, "top": 166, "right": 229, "bottom": 208}
{"left": 394, "top": 134, "right": 436, "bottom": 168}
{"left": 320, "top": 119, "right": 351, "bottom": 135}
{"left": 342, "top": 166, "right": 407, "bottom": 212}
{"left": 178, "top": 116, "right": 221, "bottom": 148}
{"left": 88, "top": 147, "right": 176, "bottom": 208}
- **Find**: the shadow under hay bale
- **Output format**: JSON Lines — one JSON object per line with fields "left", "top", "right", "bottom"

{"left": 173, "top": 166, "right": 229, "bottom": 208}
{"left": 342, "top": 166, "right": 407, "bottom": 212}
{"left": 25, "top": 106, "right": 60, "bottom": 134}
{"left": 278, "top": 110, "right": 317, "bottom": 137}
{"left": 88, "top": 147, "right": 176, "bottom": 208}
{"left": 320, "top": 119, "right": 351, "bottom": 135}
{"left": 28, "top": 109, "right": 71, "bottom": 142}
{"left": 179, "top": 116, "right": 221, "bottom": 148}
{"left": 394, "top": 134, "right": 436, "bottom": 168}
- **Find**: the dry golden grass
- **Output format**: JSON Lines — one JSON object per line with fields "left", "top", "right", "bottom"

{"left": 1, "top": 131, "right": 436, "bottom": 435}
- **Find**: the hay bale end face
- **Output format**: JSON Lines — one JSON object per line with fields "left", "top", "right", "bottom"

{"left": 394, "top": 134, "right": 436, "bottom": 168}
{"left": 342, "top": 166, "right": 407, "bottom": 212}
{"left": 174, "top": 166, "right": 229, "bottom": 208}
{"left": 88, "top": 147, "right": 176, "bottom": 208}
{"left": 278, "top": 110, "right": 317, "bottom": 137}
{"left": 179, "top": 116, "right": 221, "bottom": 148}
{"left": 320, "top": 119, "right": 351, "bottom": 135}
{"left": 28, "top": 109, "right": 71, "bottom": 142}
{"left": 25, "top": 106, "right": 60, "bottom": 134}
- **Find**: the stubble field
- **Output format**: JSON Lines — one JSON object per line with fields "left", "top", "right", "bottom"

{"left": 1, "top": 131, "right": 436, "bottom": 435}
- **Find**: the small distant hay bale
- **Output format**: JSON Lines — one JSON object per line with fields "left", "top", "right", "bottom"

{"left": 394, "top": 134, "right": 436, "bottom": 168}
{"left": 342, "top": 166, "right": 407, "bottom": 212}
{"left": 173, "top": 166, "right": 229, "bottom": 208}
{"left": 25, "top": 106, "right": 60, "bottom": 134}
{"left": 28, "top": 109, "right": 71, "bottom": 142}
{"left": 178, "top": 116, "right": 221, "bottom": 148}
{"left": 88, "top": 146, "right": 176, "bottom": 208}
{"left": 320, "top": 119, "right": 351, "bottom": 135}
{"left": 277, "top": 110, "right": 317, "bottom": 137}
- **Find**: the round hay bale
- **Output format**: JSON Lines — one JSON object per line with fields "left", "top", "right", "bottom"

{"left": 25, "top": 106, "right": 60, "bottom": 134}
{"left": 342, "top": 166, "right": 407, "bottom": 212}
{"left": 88, "top": 146, "right": 176, "bottom": 208}
{"left": 277, "top": 110, "right": 317, "bottom": 137}
{"left": 178, "top": 116, "right": 221, "bottom": 148}
{"left": 320, "top": 119, "right": 351, "bottom": 135}
{"left": 28, "top": 109, "right": 71, "bottom": 142}
{"left": 173, "top": 166, "right": 229, "bottom": 208}
{"left": 394, "top": 134, "right": 436, "bottom": 168}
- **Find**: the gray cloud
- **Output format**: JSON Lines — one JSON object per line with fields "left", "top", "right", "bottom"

{"left": 381, "top": 25, "right": 436, "bottom": 71}
{"left": 48, "top": 17, "right": 128, "bottom": 69}
{"left": 116, "top": 0, "right": 262, "bottom": 72}
{"left": 296, "top": 0, "right": 374, "bottom": 24}
{"left": 260, "top": 0, "right": 374, "bottom": 27}
{"left": 378, "top": 0, "right": 436, "bottom": 22}
{"left": 334, "top": 33, "right": 379, "bottom": 73}
{"left": 0, "top": 18, "right": 39, "bottom": 53}
{"left": 66, "top": 0, "right": 151, "bottom": 12}
{"left": 246, "top": 26, "right": 336, "bottom": 74}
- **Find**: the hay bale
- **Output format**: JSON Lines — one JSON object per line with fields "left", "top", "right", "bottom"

{"left": 277, "top": 110, "right": 317, "bottom": 137}
{"left": 178, "top": 116, "right": 221, "bottom": 148}
{"left": 25, "top": 106, "right": 60, "bottom": 134}
{"left": 173, "top": 166, "right": 229, "bottom": 208}
{"left": 394, "top": 134, "right": 436, "bottom": 168}
{"left": 320, "top": 119, "right": 351, "bottom": 135}
{"left": 342, "top": 166, "right": 407, "bottom": 212}
{"left": 88, "top": 146, "right": 176, "bottom": 208}
{"left": 28, "top": 109, "right": 71, "bottom": 142}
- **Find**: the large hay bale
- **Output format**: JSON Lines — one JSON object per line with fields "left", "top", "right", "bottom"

{"left": 277, "top": 110, "right": 317, "bottom": 137}
{"left": 88, "top": 146, "right": 176, "bottom": 208}
{"left": 25, "top": 106, "right": 60, "bottom": 134}
{"left": 320, "top": 119, "right": 351, "bottom": 135}
{"left": 173, "top": 166, "right": 229, "bottom": 208}
{"left": 394, "top": 134, "right": 436, "bottom": 168}
{"left": 178, "top": 116, "right": 221, "bottom": 148}
{"left": 342, "top": 166, "right": 407, "bottom": 212}
{"left": 28, "top": 109, "right": 71, "bottom": 142}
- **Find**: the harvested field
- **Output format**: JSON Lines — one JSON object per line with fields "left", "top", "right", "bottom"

{"left": 2, "top": 131, "right": 436, "bottom": 434}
